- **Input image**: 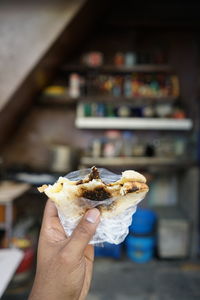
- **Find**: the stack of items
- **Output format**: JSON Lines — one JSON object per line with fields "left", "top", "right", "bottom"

{"left": 68, "top": 73, "right": 179, "bottom": 99}
{"left": 78, "top": 101, "right": 185, "bottom": 119}
{"left": 112, "top": 51, "right": 167, "bottom": 66}
{"left": 125, "top": 209, "right": 157, "bottom": 263}
{"left": 88, "top": 131, "right": 188, "bottom": 159}
{"left": 81, "top": 50, "right": 168, "bottom": 67}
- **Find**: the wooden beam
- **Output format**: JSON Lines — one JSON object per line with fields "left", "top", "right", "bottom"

{"left": 0, "top": 0, "right": 114, "bottom": 148}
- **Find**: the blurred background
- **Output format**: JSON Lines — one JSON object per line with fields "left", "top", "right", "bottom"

{"left": 0, "top": 0, "right": 200, "bottom": 299}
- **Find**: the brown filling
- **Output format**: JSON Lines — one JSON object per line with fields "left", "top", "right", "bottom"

{"left": 88, "top": 166, "right": 100, "bottom": 181}
{"left": 126, "top": 186, "right": 139, "bottom": 193}
{"left": 76, "top": 179, "right": 83, "bottom": 185}
{"left": 76, "top": 166, "right": 100, "bottom": 185}
{"left": 76, "top": 166, "right": 145, "bottom": 201}
{"left": 81, "top": 186, "right": 111, "bottom": 201}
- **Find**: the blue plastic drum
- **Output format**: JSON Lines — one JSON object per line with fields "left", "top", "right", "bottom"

{"left": 125, "top": 235, "right": 155, "bottom": 263}
{"left": 130, "top": 208, "right": 157, "bottom": 235}
{"left": 95, "top": 243, "right": 121, "bottom": 259}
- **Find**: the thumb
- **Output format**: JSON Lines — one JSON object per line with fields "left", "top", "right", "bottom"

{"left": 66, "top": 208, "right": 100, "bottom": 259}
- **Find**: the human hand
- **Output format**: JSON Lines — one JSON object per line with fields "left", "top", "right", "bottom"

{"left": 29, "top": 199, "right": 100, "bottom": 300}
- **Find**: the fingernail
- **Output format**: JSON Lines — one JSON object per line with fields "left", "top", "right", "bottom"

{"left": 86, "top": 209, "right": 100, "bottom": 224}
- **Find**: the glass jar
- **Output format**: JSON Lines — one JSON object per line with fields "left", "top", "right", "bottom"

{"left": 103, "top": 130, "right": 122, "bottom": 157}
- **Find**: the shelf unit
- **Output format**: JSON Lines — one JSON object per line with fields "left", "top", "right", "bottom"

{"left": 34, "top": 16, "right": 199, "bottom": 258}
{"left": 41, "top": 11, "right": 199, "bottom": 259}
{"left": 39, "top": 95, "right": 177, "bottom": 106}
{"left": 75, "top": 117, "right": 193, "bottom": 130}
{"left": 42, "top": 63, "right": 177, "bottom": 107}
{"left": 61, "top": 63, "right": 184, "bottom": 131}
{"left": 62, "top": 64, "right": 173, "bottom": 73}
{"left": 80, "top": 156, "right": 196, "bottom": 168}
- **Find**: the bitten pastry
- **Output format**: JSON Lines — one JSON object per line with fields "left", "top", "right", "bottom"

{"left": 38, "top": 166, "right": 149, "bottom": 218}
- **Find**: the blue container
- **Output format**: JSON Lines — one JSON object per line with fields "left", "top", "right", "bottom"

{"left": 95, "top": 243, "right": 121, "bottom": 259}
{"left": 130, "top": 209, "right": 157, "bottom": 235}
{"left": 125, "top": 235, "right": 155, "bottom": 263}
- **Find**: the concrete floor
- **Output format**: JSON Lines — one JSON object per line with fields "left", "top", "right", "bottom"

{"left": 2, "top": 259, "right": 200, "bottom": 300}
{"left": 88, "top": 259, "right": 200, "bottom": 300}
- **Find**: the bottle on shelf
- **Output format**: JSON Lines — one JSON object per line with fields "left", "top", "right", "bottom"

{"left": 69, "top": 73, "right": 81, "bottom": 98}
{"left": 103, "top": 130, "right": 122, "bottom": 157}
{"left": 114, "top": 52, "right": 124, "bottom": 66}
{"left": 125, "top": 52, "right": 137, "bottom": 67}
{"left": 122, "top": 131, "right": 135, "bottom": 157}
{"left": 124, "top": 76, "right": 133, "bottom": 97}
{"left": 91, "top": 139, "right": 102, "bottom": 158}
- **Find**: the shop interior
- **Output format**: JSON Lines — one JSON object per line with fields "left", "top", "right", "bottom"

{"left": 0, "top": 0, "right": 200, "bottom": 299}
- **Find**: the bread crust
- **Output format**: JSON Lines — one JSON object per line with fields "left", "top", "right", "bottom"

{"left": 38, "top": 167, "right": 149, "bottom": 218}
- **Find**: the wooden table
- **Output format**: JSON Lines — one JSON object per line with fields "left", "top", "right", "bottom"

{"left": 0, "top": 181, "right": 30, "bottom": 243}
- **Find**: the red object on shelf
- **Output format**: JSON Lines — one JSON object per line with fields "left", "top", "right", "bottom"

{"left": 173, "top": 111, "right": 186, "bottom": 119}
{"left": 16, "top": 247, "right": 35, "bottom": 273}
{"left": 114, "top": 52, "right": 124, "bottom": 66}
{"left": 82, "top": 52, "right": 103, "bottom": 67}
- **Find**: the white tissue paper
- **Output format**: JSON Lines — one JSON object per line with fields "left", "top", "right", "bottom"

{"left": 57, "top": 168, "right": 143, "bottom": 245}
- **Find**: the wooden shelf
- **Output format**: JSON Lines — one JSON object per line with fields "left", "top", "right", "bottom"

{"left": 37, "top": 95, "right": 76, "bottom": 106}
{"left": 80, "top": 157, "right": 196, "bottom": 168}
{"left": 79, "top": 95, "right": 177, "bottom": 103}
{"left": 62, "top": 64, "right": 173, "bottom": 73}
{"left": 38, "top": 94, "right": 177, "bottom": 106}
{"left": 75, "top": 117, "right": 193, "bottom": 130}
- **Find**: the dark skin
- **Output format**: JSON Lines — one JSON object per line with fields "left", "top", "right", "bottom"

{"left": 29, "top": 200, "right": 100, "bottom": 300}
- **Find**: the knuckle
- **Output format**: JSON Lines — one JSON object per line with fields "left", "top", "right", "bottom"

{"left": 59, "top": 251, "right": 78, "bottom": 271}
{"left": 60, "top": 251, "right": 71, "bottom": 264}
